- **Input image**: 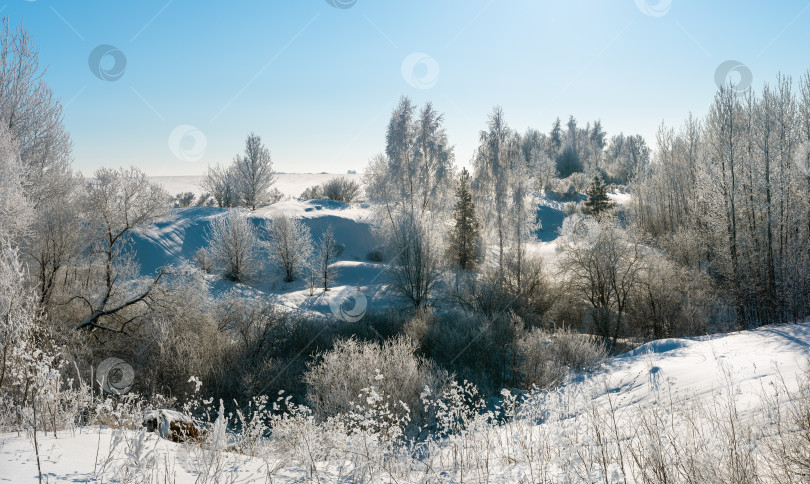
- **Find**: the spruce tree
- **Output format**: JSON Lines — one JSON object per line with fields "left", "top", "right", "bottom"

{"left": 448, "top": 168, "right": 480, "bottom": 270}
{"left": 584, "top": 175, "right": 615, "bottom": 216}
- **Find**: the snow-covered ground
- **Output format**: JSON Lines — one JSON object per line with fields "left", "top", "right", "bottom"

{"left": 2, "top": 322, "right": 807, "bottom": 482}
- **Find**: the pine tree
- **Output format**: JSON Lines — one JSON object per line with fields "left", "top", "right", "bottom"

{"left": 448, "top": 168, "right": 480, "bottom": 270}
{"left": 584, "top": 175, "right": 615, "bottom": 216}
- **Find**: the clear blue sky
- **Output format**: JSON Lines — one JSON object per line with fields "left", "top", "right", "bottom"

{"left": 6, "top": 1, "right": 810, "bottom": 175}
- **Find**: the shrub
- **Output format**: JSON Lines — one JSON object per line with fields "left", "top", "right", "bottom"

{"left": 366, "top": 248, "right": 385, "bottom": 262}
{"left": 627, "top": 252, "right": 715, "bottom": 340}
{"left": 300, "top": 185, "right": 320, "bottom": 200}
{"left": 423, "top": 313, "right": 522, "bottom": 395}
{"left": 515, "top": 326, "right": 607, "bottom": 389}
{"left": 546, "top": 178, "right": 579, "bottom": 201}
{"left": 175, "top": 192, "right": 195, "bottom": 207}
{"left": 304, "top": 336, "right": 447, "bottom": 425}
{"left": 453, "top": 254, "right": 551, "bottom": 325}
{"left": 194, "top": 247, "right": 214, "bottom": 272}
{"left": 301, "top": 177, "right": 361, "bottom": 202}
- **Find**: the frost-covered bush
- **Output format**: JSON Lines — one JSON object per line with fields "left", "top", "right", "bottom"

{"left": 320, "top": 176, "right": 361, "bottom": 202}
{"left": 515, "top": 326, "right": 607, "bottom": 389}
{"left": 204, "top": 210, "right": 264, "bottom": 282}
{"left": 266, "top": 213, "right": 312, "bottom": 282}
{"left": 545, "top": 177, "right": 579, "bottom": 201}
{"left": 193, "top": 247, "right": 214, "bottom": 273}
{"left": 300, "top": 177, "right": 361, "bottom": 202}
{"left": 133, "top": 264, "right": 225, "bottom": 396}
{"left": 300, "top": 184, "right": 320, "bottom": 200}
{"left": 304, "top": 336, "right": 447, "bottom": 425}
{"left": 174, "top": 191, "right": 195, "bottom": 207}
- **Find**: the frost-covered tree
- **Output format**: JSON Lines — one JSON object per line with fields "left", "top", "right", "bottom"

{"left": 204, "top": 210, "right": 264, "bottom": 282}
{"left": 364, "top": 97, "right": 455, "bottom": 308}
{"left": 267, "top": 213, "right": 312, "bottom": 282}
{"left": 387, "top": 212, "right": 442, "bottom": 309}
{"left": 71, "top": 167, "right": 171, "bottom": 333}
{"left": 201, "top": 163, "right": 239, "bottom": 208}
{"left": 0, "top": 20, "right": 81, "bottom": 311}
{"left": 233, "top": 133, "right": 275, "bottom": 210}
{"left": 447, "top": 168, "right": 480, "bottom": 271}
{"left": 603, "top": 133, "right": 650, "bottom": 184}
{"left": 0, "top": 19, "right": 72, "bottom": 206}
{"left": 365, "top": 97, "right": 455, "bottom": 217}
{"left": 472, "top": 107, "right": 538, "bottom": 286}
{"left": 472, "top": 107, "right": 516, "bottom": 281}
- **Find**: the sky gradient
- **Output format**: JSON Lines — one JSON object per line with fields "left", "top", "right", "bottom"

{"left": 5, "top": 0, "right": 810, "bottom": 175}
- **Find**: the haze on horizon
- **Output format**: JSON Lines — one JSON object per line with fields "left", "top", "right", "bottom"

{"left": 6, "top": 0, "right": 810, "bottom": 175}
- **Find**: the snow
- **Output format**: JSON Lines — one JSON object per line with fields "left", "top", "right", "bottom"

{"left": 2, "top": 322, "right": 808, "bottom": 482}
{"left": 599, "top": 323, "right": 810, "bottom": 415}
{"left": 0, "top": 426, "right": 270, "bottom": 482}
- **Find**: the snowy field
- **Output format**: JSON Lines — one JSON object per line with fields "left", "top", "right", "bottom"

{"left": 2, "top": 321, "right": 807, "bottom": 482}
{"left": 151, "top": 173, "right": 364, "bottom": 200}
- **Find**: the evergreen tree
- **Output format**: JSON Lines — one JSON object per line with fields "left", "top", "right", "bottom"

{"left": 448, "top": 168, "right": 480, "bottom": 270}
{"left": 584, "top": 175, "right": 615, "bottom": 216}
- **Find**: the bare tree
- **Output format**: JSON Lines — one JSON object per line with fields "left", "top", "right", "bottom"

{"left": 204, "top": 210, "right": 263, "bottom": 282}
{"left": 71, "top": 167, "right": 171, "bottom": 333}
{"left": 387, "top": 212, "right": 442, "bottom": 309}
{"left": 315, "top": 225, "right": 341, "bottom": 291}
{"left": 267, "top": 213, "right": 312, "bottom": 282}
{"left": 558, "top": 215, "right": 645, "bottom": 345}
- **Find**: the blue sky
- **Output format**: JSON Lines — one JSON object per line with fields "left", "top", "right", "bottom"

{"left": 6, "top": 0, "right": 810, "bottom": 175}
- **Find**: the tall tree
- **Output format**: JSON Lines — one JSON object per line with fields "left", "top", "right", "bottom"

{"left": 472, "top": 107, "right": 538, "bottom": 286}
{"left": 705, "top": 85, "right": 744, "bottom": 322}
{"left": 447, "top": 168, "right": 480, "bottom": 271}
{"left": 472, "top": 106, "right": 517, "bottom": 282}
{"left": 364, "top": 96, "right": 455, "bottom": 309}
